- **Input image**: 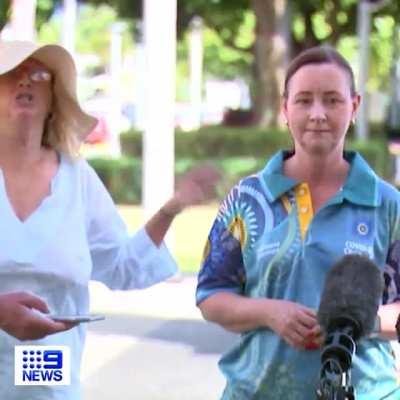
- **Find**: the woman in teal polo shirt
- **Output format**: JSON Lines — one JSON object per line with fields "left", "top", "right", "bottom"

{"left": 196, "top": 46, "right": 400, "bottom": 399}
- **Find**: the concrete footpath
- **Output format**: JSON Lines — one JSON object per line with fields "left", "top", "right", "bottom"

{"left": 81, "top": 276, "right": 400, "bottom": 399}
{"left": 81, "top": 276, "right": 238, "bottom": 400}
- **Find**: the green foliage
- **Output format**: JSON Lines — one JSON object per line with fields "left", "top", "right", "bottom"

{"left": 87, "top": 156, "right": 142, "bottom": 204}
{"left": 291, "top": 1, "right": 400, "bottom": 92}
{"left": 113, "top": 126, "right": 290, "bottom": 203}
{"left": 120, "top": 126, "right": 292, "bottom": 160}
{"left": 2, "top": 0, "right": 399, "bottom": 130}
{"left": 201, "top": 16, "right": 254, "bottom": 80}
{"left": 311, "top": 13, "right": 332, "bottom": 40}
{"left": 77, "top": 5, "right": 118, "bottom": 59}
{"left": 175, "top": 9, "right": 254, "bottom": 91}
{"left": 181, "top": 0, "right": 250, "bottom": 33}
{"left": 85, "top": 0, "right": 141, "bottom": 21}
{"left": 292, "top": 14, "right": 305, "bottom": 42}
{"left": 119, "top": 129, "right": 142, "bottom": 158}
{"left": 0, "top": 1, "right": 10, "bottom": 31}
{"left": 38, "top": 3, "right": 134, "bottom": 66}
{"left": 83, "top": 0, "right": 400, "bottom": 117}
{"left": 347, "top": 138, "right": 389, "bottom": 178}
{"left": 102, "top": 126, "right": 391, "bottom": 204}
{"left": 84, "top": 0, "right": 253, "bottom": 82}
{"left": 36, "top": 0, "right": 61, "bottom": 29}
{"left": 88, "top": 154, "right": 266, "bottom": 205}
{"left": 37, "top": 12, "right": 60, "bottom": 43}
{"left": 120, "top": 125, "right": 390, "bottom": 173}
{"left": 369, "top": 16, "right": 398, "bottom": 91}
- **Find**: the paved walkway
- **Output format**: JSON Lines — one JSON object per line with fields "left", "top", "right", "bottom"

{"left": 87, "top": 275, "right": 204, "bottom": 321}
{"left": 81, "top": 276, "right": 238, "bottom": 400}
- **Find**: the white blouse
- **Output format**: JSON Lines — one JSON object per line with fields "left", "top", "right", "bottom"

{"left": 0, "top": 154, "right": 178, "bottom": 399}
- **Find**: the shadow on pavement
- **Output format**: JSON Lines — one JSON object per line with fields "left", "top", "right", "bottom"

{"left": 88, "top": 314, "right": 238, "bottom": 355}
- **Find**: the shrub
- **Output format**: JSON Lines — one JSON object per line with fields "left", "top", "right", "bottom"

{"left": 120, "top": 126, "right": 293, "bottom": 160}
{"left": 346, "top": 138, "right": 389, "bottom": 178}
{"left": 91, "top": 126, "right": 391, "bottom": 204}
{"left": 87, "top": 157, "right": 142, "bottom": 204}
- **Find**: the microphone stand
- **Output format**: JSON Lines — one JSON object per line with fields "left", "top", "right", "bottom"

{"left": 316, "top": 319, "right": 357, "bottom": 400}
{"left": 316, "top": 358, "right": 355, "bottom": 400}
{"left": 316, "top": 313, "right": 400, "bottom": 400}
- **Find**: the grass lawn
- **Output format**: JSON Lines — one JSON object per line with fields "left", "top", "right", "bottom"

{"left": 117, "top": 203, "right": 219, "bottom": 274}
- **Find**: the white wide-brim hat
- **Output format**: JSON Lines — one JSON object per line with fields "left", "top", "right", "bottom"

{"left": 0, "top": 40, "right": 97, "bottom": 140}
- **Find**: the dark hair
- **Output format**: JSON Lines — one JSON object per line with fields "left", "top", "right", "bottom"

{"left": 283, "top": 45, "right": 356, "bottom": 98}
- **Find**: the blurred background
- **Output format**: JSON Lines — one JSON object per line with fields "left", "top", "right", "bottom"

{"left": 1, "top": 1, "right": 400, "bottom": 398}
{"left": 1, "top": 1, "right": 399, "bottom": 241}
{"left": 1, "top": 1, "right": 399, "bottom": 225}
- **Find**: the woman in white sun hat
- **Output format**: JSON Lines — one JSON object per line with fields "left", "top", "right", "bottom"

{"left": 0, "top": 40, "right": 219, "bottom": 399}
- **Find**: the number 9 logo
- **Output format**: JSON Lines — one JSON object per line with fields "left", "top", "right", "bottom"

{"left": 43, "top": 350, "right": 63, "bottom": 369}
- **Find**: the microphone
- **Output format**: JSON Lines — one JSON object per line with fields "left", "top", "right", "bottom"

{"left": 316, "top": 254, "right": 384, "bottom": 400}
{"left": 318, "top": 253, "right": 383, "bottom": 341}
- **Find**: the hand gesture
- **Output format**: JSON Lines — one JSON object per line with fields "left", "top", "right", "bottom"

{"left": 268, "top": 299, "right": 322, "bottom": 350}
{"left": 161, "top": 164, "right": 221, "bottom": 216}
{"left": 175, "top": 163, "right": 221, "bottom": 208}
{"left": 0, "top": 292, "right": 76, "bottom": 341}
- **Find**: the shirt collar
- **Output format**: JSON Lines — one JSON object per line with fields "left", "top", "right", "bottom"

{"left": 342, "top": 151, "right": 380, "bottom": 207}
{"left": 260, "top": 150, "right": 380, "bottom": 207}
{"left": 261, "top": 151, "right": 297, "bottom": 201}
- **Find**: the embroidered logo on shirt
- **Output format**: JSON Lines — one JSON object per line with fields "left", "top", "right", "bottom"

{"left": 14, "top": 346, "right": 71, "bottom": 386}
{"left": 356, "top": 223, "right": 369, "bottom": 236}
{"left": 352, "top": 220, "right": 373, "bottom": 240}
{"left": 344, "top": 240, "right": 373, "bottom": 258}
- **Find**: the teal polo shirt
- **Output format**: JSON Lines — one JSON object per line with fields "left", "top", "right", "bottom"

{"left": 197, "top": 151, "right": 400, "bottom": 400}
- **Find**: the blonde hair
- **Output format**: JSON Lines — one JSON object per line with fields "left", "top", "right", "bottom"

{"left": 42, "top": 100, "right": 82, "bottom": 158}
{"left": 40, "top": 69, "right": 96, "bottom": 158}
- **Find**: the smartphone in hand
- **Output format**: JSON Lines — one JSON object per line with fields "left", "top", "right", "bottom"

{"left": 49, "top": 314, "right": 105, "bottom": 323}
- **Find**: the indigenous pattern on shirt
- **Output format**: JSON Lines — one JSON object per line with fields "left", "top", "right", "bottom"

{"left": 196, "top": 151, "right": 400, "bottom": 400}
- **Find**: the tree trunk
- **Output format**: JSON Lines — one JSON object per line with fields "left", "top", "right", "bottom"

{"left": 250, "top": 0, "right": 288, "bottom": 127}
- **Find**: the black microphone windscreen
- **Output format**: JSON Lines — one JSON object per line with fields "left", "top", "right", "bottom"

{"left": 317, "top": 254, "right": 384, "bottom": 339}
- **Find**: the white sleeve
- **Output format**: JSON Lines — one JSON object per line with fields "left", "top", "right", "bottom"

{"left": 82, "top": 161, "right": 178, "bottom": 289}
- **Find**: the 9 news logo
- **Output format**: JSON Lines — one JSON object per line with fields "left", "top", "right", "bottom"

{"left": 15, "top": 346, "right": 71, "bottom": 385}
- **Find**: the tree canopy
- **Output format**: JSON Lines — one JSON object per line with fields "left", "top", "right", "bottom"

{"left": 1, "top": 0, "right": 399, "bottom": 127}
